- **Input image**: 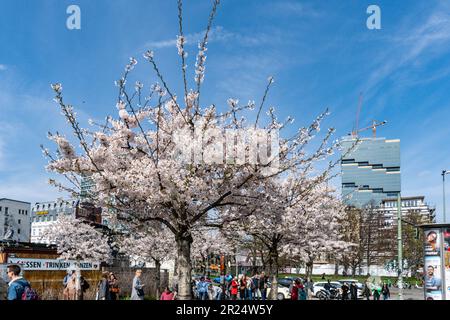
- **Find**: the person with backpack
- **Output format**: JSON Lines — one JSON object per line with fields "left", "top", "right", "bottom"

{"left": 6, "top": 264, "right": 38, "bottom": 300}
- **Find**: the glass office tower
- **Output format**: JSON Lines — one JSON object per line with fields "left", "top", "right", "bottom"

{"left": 340, "top": 137, "right": 401, "bottom": 208}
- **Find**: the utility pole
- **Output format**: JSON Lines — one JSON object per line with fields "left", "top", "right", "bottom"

{"left": 397, "top": 193, "right": 403, "bottom": 300}
{"left": 443, "top": 170, "right": 449, "bottom": 223}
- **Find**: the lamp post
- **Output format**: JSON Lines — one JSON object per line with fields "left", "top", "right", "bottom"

{"left": 443, "top": 170, "right": 450, "bottom": 223}
{"left": 396, "top": 193, "right": 403, "bottom": 300}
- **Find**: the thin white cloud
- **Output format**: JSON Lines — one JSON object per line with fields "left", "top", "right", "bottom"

{"left": 363, "top": 4, "right": 450, "bottom": 100}
{"left": 0, "top": 64, "right": 7, "bottom": 71}
{"left": 145, "top": 26, "right": 275, "bottom": 50}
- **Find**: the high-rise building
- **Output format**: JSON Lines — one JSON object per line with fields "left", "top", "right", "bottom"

{"left": 0, "top": 198, "right": 31, "bottom": 242}
{"left": 340, "top": 137, "right": 401, "bottom": 208}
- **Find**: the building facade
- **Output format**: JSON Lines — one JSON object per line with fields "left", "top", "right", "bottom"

{"left": 377, "top": 196, "right": 436, "bottom": 226}
{"left": 30, "top": 198, "right": 77, "bottom": 244}
{"left": 341, "top": 137, "right": 401, "bottom": 208}
{"left": 0, "top": 198, "right": 31, "bottom": 242}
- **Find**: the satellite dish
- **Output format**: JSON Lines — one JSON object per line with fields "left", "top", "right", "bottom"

{"left": 3, "top": 229, "right": 14, "bottom": 240}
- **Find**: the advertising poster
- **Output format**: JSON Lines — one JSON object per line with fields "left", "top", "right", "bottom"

{"left": 444, "top": 229, "right": 450, "bottom": 299}
{"left": 424, "top": 229, "right": 441, "bottom": 256}
{"left": 424, "top": 256, "right": 443, "bottom": 300}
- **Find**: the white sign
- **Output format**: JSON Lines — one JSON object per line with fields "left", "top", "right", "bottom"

{"left": 6, "top": 258, "right": 100, "bottom": 271}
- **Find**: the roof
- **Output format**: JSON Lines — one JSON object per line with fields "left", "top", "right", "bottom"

{"left": 0, "top": 198, "right": 31, "bottom": 204}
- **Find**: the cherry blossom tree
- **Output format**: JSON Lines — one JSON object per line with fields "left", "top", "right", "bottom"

{"left": 44, "top": 215, "right": 112, "bottom": 263}
{"left": 42, "top": 0, "right": 342, "bottom": 299}
{"left": 191, "top": 227, "right": 234, "bottom": 276}
{"left": 224, "top": 176, "right": 350, "bottom": 299}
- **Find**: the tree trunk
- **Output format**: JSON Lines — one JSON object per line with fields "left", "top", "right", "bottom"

{"left": 176, "top": 234, "right": 193, "bottom": 300}
{"left": 334, "top": 261, "right": 339, "bottom": 276}
{"left": 268, "top": 248, "right": 279, "bottom": 300}
{"left": 154, "top": 258, "right": 161, "bottom": 300}
{"left": 172, "top": 256, "right": 179, "bottom": 289}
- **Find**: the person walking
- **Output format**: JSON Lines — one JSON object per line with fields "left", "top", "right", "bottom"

{"left": 230, "top": 277, "right": 239, "bottom": 300}
{"left": 245, "top": 275, "right": 253, "bottom": 300}
{"left": 197, "top": 277, "right": 209, "bottom": 300}
{"left": 290, "top": 279, "right": 301, "bottom": 300}
{"left": 373, "top": 287, "right": 381, "bottom": 300}
{"left": 109, "top": 272, "right": 120, "bottom": 300}
{"left": 160, "top": 287, "right": 175, "bottom": 300}
{"left": 97, "top": 272, "right": 111, "bottom": 300}
{"left": 298, "top": 280, "right": 307, "bottom": 300}
{"left": 305, "top": 278, "right": 314, "bottom": 300}
{"left": 381, "top": 283, "right": 390, "bottom": 300}
{"left": 64, "top": 271, "right": 79, "bottom": 300}
{"left": 363, "top": 283, "right": 371, "bottom": 300}
{"left": 131, "top": 269, "right": 145, "bottom": 300}
{"left": 341, "top": 282, "right": 349, "bottom": 300}
{"left": 259, "top": 272, "right": 267, "bottom": 300}
{"left": 350, "top": 282, "right": 358, "bottom": 300}
{"left": 6, "top": 264, "right": 31, "bottom": 300}
{"left": 252, "top": 274, "right": 261, "bottom": 300}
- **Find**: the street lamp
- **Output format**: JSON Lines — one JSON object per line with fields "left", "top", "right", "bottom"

{"left": 442, "top": 170, "right": 450, "bottom": 223}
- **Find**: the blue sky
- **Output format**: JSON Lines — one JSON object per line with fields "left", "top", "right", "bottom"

{"left": 1, "top": 0, "right": 450, "bottom": 221}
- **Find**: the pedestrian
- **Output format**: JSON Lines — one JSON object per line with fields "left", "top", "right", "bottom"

{"left": 363, "top": 283, "right": 371, "bottom": 300}
{"left": 97, "top": 271, "right": 111, "bottom": 300}
{"left": 160, "top": 287, "right": 175, "bottom": 300}
{"left": 63, "top": 270, "right": 74, "bottom": 289}
{"left": 64, "top": 271, "right": 78, "bottom": 300}
{"left": 6, "top": 264, "right": 32, "bottom": 300}
{"left": 298, "top": 280, "right": 307, "bottom": 300}
{"left": 341, "top": 282, "right": 349, "bottom": 300}
{"left": 239, "top": 275, "right": 247, "bottom": 300}
{"left": 230, "top": 276, "right": 239, "bottom": 300}
{"left": 324, "top": 279, "right": 332, "bottom": 294}
{"left": 245, "top": 277, "right": 254, "bottom": 300}
{"left": 321, "top": 273, "right": 326, "bottom": 280}
{"left": 350, "top": 282, "right": 358, "bottom": 300}
{"left": 131, "top": 269, "right": 145, "bottom": 300}
{"left": 109, "top": 272, "right": 120, "bottom": 300}
{"left": 381, "top": 283, "right": 390, "bottom": 300}
{"left": 252, "top": 274, "right": 261, "bottom": 300}
{"left": 290, "top": 279, "right": 300, "bottom": 300}
{"left": 373, "top": 287, "right": 380, "bottom": 300}
{"left": 305, "top": 277, "right": 314, "bottom": 300}
{"left": 259, "top": 272, "right": 267, "bottom": 300}
{"left": 197, "top": 276, "right": 209, "bottom": 300}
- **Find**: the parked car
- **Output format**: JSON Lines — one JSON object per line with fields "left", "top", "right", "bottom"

{"left": 277, "top": 277, "right": 295, "bottom": 288}
{"left": 266, "top": 283, "right": 291, "bottom": 300}
{"left": 312, "top": 281, "right": 342, "bottom": 297}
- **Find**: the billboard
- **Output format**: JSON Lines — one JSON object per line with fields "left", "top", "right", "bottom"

{"left": 444, "top": 229, "right": 450, "bottom": 299}
{"left": 6, "top": 258, "right": 100, "bottom": 271}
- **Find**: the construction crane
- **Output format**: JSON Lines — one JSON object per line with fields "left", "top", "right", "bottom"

{"left": 351, "top": 92, "right": 364, "bottom": 137}
{"left": 354, "top": 120, "right": 388, "bottom": 138}
{"left": 350, "top": 92, "right": 387, "bottom": 137}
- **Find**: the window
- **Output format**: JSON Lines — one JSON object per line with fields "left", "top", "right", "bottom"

{"left": 18, "top": 229, "right": 21, "bottom": 234}
{"left": 5, "top": 207, "right": 8, "bottom": 214}
{"left": 0, "top": 206, "right": 2, "bottom": 212}
{"left": 25, "top": 210, "right": 27, "bottom": 215}
{"left": 18, "top": 219, "right": 21, "bottom": 224}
